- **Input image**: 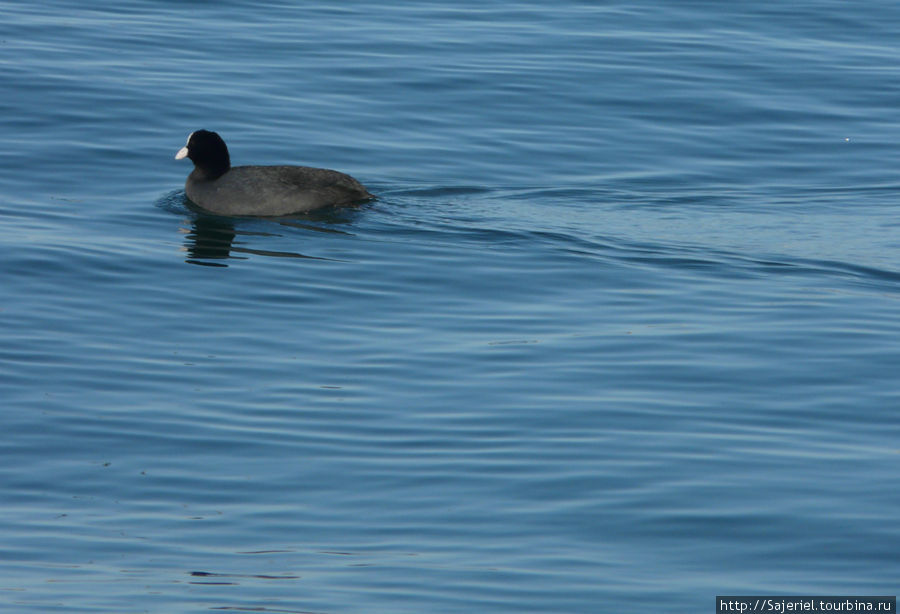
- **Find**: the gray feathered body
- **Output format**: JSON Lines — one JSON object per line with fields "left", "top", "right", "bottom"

{"left": 186, "top": 165, "right": 373, "bottom": 216}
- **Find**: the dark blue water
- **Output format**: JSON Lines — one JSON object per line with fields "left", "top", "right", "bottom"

{"left": 2, "top": 2, "right": 898, "bottom": 612}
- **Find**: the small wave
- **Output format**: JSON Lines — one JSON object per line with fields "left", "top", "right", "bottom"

{"left": 155, "top": 189, "right": 191, "bottom": 215}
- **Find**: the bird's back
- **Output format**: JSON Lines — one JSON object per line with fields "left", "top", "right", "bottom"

{"left": 186, "top": 164, "right": 372, "bottom": 216}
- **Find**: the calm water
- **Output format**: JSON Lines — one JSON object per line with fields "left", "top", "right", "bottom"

{"left": 2, "top": 2, "right": 899, "bottom": 612}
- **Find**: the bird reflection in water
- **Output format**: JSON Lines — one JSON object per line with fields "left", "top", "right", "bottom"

{"left": 180, "top": 214, "right": 347, "bottom": 267}
{"left": 182, "top": 215, "right": 240, "bottom": 267}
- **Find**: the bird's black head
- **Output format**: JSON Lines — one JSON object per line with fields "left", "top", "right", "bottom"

{"left": 175, "top": 130, "right": 231, "bottom": 179}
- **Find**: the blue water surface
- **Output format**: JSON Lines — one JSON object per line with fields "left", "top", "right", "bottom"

{"left": 1, "top": 2, "right": 899, "bottom": 613}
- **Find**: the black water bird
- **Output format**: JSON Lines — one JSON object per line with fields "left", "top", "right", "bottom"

{"left": 175, "top": 130, "right": 372, "bottom": 216}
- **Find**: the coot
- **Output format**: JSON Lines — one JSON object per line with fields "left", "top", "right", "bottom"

{"left": 175, "top": 130, "right": 373, "bottom": 216}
